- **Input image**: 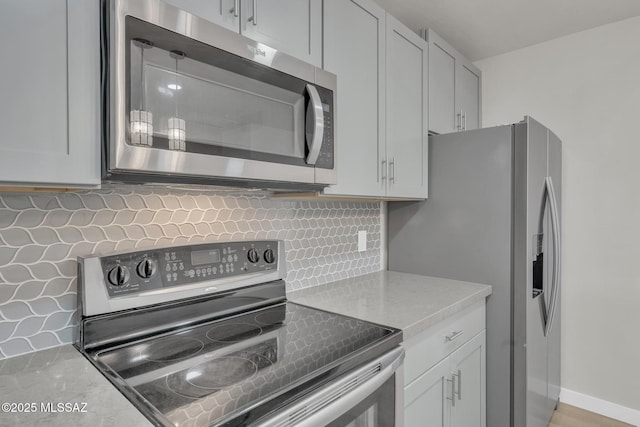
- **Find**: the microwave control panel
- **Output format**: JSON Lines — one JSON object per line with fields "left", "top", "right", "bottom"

{"left": 99, "top": 241, "right": 278, "bottom": 297}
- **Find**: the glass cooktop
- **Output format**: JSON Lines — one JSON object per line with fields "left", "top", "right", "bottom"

{"left": 92, "top": 302, "right": 400, "bottom": 426}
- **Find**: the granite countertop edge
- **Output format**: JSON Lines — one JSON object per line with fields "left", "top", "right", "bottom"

{"left": 401, "top": 285, "right": 492, "bottom": 340}
{"left": 288, "top": 270, "right": 493, "bottom": 342}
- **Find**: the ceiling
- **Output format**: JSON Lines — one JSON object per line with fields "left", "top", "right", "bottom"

{"left": 374, "top": 0, "right": 640, "bottom": 61}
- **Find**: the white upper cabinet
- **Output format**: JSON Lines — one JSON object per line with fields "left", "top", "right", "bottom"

{"left": 162, "top": 0, "right": 240, "bottom": 32}
{"left": 164, "top": 0, "right": 322, "bottom": 66}
{"left": 323, "top": 1, "right": 428, "bottom": 199}
{"left": 429, "top": 37, "right": 457, "bottom": 135}
{"left": 385, "top": 15, "right": 428, "bottom": 199}
{"left": 0, "top": 0, "right": 100, "bottom": 188}
{"left": 240, "top": 0, "right": 321, "bottom": 67}
{"left": 456, "top": 62, "right": 481, "bottom": 131}
{"left": 322, "top": 0, "right": 386, "bottom": 198}
{"left": 427, "top": 29, "right": 481, "bottom": 134}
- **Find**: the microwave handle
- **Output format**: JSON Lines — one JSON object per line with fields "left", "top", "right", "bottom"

{"left": 305, "top": 84, "right": 325, "bottom": 165}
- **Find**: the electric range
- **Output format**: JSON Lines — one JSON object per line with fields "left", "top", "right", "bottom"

{"left": 75, "top": 240, "right": 404, "bottom": 426}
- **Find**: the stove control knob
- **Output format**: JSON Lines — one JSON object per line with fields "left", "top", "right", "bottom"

{"left": 107, "top": 265, "right": 130, "bottom": 287}
{"left": 136, "top": 257, "right": 157, "bottom": 279}
{"left": 247, "top": 248, "right": 260, "bottom": 264}
{"left": 263, "top": 248, "right": 275, "bottom": 264}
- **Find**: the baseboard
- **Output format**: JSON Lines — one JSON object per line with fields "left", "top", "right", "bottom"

{"left": 560, "top": 387, "right": 640, "bottom": 426}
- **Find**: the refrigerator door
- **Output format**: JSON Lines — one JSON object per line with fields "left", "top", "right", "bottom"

{"left": 516, "top": 117, "right": 549, "bottom": 427}
{"left": 513, "top": 117, "right": 560, "bottom": 427}
{"left": 547, "top": 129, "right": 562, "bottom": 411}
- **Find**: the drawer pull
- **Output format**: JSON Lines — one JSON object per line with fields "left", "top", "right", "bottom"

{"left": 445, "top": 330, "right": 464, "bottom": 342}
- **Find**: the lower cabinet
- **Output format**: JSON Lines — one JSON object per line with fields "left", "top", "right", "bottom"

{"left": 405, "top": 356, "right": 450, "bottom": 427}
{"left": 403, "top": 303, "right": 486, "bottom": 427}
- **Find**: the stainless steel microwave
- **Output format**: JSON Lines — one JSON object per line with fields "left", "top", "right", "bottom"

{"left": 102, "top": 0, "right": 336, "bottom": 190}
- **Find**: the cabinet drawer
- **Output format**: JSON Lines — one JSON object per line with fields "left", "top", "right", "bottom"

{"left": 403, "top": 302, "right": 485, "bottom": 385}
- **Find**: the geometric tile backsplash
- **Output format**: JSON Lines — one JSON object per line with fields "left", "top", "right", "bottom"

{"left": 0, "top": 184, "right": 381, "bottom": 359}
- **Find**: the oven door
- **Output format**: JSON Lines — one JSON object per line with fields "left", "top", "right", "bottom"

{"left": 258, "top": 347, "right": 404, "bottom": 427}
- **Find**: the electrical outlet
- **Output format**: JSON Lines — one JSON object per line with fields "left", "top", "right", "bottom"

{"left": 358, "top": 230, "right": 367, "bottom": 252}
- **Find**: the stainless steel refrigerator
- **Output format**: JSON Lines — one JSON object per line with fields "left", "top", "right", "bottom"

{"left": 388, "top": 116, "right": 561, "bottom": 427}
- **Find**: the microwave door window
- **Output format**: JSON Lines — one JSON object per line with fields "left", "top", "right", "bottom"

{"left": 129, "top": 42, "right": 307, "bottom": 166}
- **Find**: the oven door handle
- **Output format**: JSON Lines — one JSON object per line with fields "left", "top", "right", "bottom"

{"left": 305, "top": 83, "right": 324, "bottom": 166}
{"left": 257, "top": 346, "right": 404, "bottom": 427}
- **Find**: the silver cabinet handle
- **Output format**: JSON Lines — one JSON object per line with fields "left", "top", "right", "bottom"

{"left": 445, "top": 330, "right": 464, "bottom": 342}
{"left": 389, "top": 157, "right": 395, "bottom": 183}
{"left": 456, "top": 110, "right": 462, "bottom": 131}
{"left": 447, "top": 376, "right": 456, "bottom": 407}
{"left": 304, "top": 84, "right": 324, "bottom": 165}
{"left": 454, "top": 369, "right": 462, "bottom": 400}
{"left": 230, "top": 0, "right": 239, "bottom": 17}
{"left": 249, "top": 0, "right": 257, "bottom": 25}
{"left": 463, "top": 112, "right": 467, "bottom": 130}
{"left": 381, "top": 158, "right": 387, "bottom": 182}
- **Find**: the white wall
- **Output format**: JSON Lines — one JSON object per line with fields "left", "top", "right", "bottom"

{"left": 475, "top": 16, "right": 640, "bottom": 418}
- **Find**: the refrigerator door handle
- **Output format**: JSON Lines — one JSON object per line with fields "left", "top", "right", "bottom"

{"left": 544, "top": 176, "right": 561, "bottom": 337}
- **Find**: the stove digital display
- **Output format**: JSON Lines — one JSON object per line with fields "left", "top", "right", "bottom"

{"left": 191, "top": 249, "right": 221, "bottom": 266}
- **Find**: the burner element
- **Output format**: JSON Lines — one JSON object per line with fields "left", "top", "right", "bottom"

{"left": 165, "top": 354, "right": 272, "bottom": 399}
{"left": 145, "top": 336, "right": 205, "bottom": 362}
{"left": 188, "top": 356, "right": 259, "bottom": 389}
{"left": 206, "top": 322, "right": 262, "bottom": 343}
{"left": 255, "top": 310, "right": 286, "bottom": 327}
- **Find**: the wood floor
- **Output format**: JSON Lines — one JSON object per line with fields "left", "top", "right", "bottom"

{"left": 548, "top": 403, "right": 635, "bottom": 427}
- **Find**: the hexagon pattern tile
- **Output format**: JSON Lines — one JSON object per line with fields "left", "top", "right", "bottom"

{"left": 0, "top": 185, "right": 381, "bottom": 359}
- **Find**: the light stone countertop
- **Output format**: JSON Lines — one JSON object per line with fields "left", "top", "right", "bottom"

{"left": 0, "top": 271, "right": 491, "bottom": 427}
{"left": 288, "top": 270, "right": 492, "bottom": 341}
{"left": 0, "top": 345, "right": 151, "bottom": 427}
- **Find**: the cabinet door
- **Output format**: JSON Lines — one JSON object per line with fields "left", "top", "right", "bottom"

{"left": 163, "top": 0, "right": 240, "bottom": 32}
{"left": 0, "top": 0, "right": 100, "bottom": 188}
{"left": 322, "top": 0, "right": 386, "bottom": 197}
{"left": 385, "top": 15, "right": 428, "bottom": 199}
{"left": 240, "top": 0, "right": 321, "bottom": 66}
{"left": 450, "top": 331, "right": 486, "bottom": 427}
{"left": 456, "top": 61, "right": 481, "bottom": 131}
{"left": 428, "top": 32, "right": 457, "bottom": 135}
{"left": 405, "top": 357, "right": 450, "bottom": 427}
